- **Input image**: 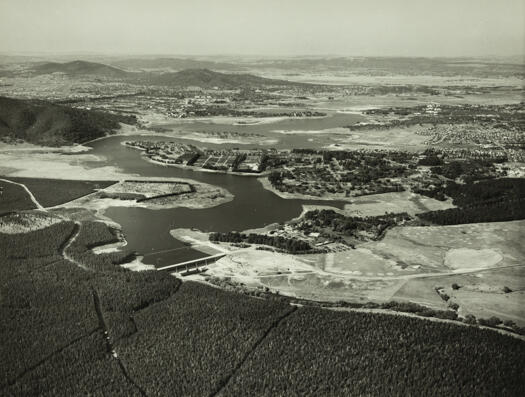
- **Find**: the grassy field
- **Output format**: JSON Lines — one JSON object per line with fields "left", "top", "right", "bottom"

{"left": 2, "top": 177, "right": 116, "bottom": 207}
{"left": 393, "top": 266, "right": 525, "bottom": 327}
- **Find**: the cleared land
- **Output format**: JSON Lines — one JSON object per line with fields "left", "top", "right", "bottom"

{"left": 58, "top": 178, "right": 233, "bottom": 213}
{"left": 181, "top": 220, "right": 525, "bottom": 325}
{"left": 2, "top": 177, "right": 115, "bottom": 207}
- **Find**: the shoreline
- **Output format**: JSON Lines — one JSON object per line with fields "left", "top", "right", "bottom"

{"left": 257, "top": 176, "right": 354, "bottom": 202}
{"left": 123, "top": 142, "right": 270, "bottom": 177}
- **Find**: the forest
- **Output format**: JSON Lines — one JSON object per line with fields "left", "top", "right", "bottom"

{"left": 1, "top": 216, "right": 524, "bottom": 395}
{"left": 0, "top": 96, "right": 136, "bottom": 146}
{"left": 418, "top": 178, "right": 525, "bottom": 224}
{"left": 301, "top": 209, "right": 411, "bottom": 240}
{"left": 220, "top": 308, "right": 525, "bottom": 396}
{"left": 209, "top": 231, "right": 313, "bottom": 253}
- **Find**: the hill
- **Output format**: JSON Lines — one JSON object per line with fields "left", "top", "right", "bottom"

{"left": 110, "top": 57, "right": 241, "bottom": 72}
{"left": 147, "top": 68, "right": 302, "bottom": 88}
{"left": 0, "top": 96, "right": 135, "bottom": 146}
{"left": 32, "top": 60, "right": 128, "bottom": 78}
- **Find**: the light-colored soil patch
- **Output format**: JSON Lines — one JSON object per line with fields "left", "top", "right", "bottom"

{"left": 367, "top": 220, "right": 524, "bottom": 271}
{"left": 121, "top": 256, "right": 156, "bottom": 271}
{"left": 325, "top": 126, "right": 428, "bottom": 151}
{"left": 444, "top": 248, "right": 503, "bottom": 271}
{"left": 104, "top": 181, "right": 192, "bottom": 197}
{"left": 343, "top": 191, "right": 454, "bottom": 217}
{"left": 392, "top": 279, "right": 450, "bottom": 310}
{"left": 54, "top": 178, "right": 233, "bottom": 213}
{"left": 0, "top": 152, "right": 131, "bottom": 180}
{"left": 170, "top": 228, "right": 230, "bottom": 255}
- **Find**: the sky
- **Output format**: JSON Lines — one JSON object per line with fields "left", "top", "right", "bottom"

{"left": 0, "top": 0, "right": 523, "bottom": 57}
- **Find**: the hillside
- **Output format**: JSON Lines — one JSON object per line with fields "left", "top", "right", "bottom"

{"left": 32, "top": 60, "right": 128, "bottom": 78}
{"left": 110, "top": 57, "right": 241, "bottom": 72}
{"left": 0, "top": 96, "right": 135, "bottom": 146}
{"left": 147, "top": 68, "right": 302, "bottom": 88}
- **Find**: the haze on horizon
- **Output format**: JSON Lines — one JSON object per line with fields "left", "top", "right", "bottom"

{"left": 0, "top": 0, "right": 523, "bottom": 58}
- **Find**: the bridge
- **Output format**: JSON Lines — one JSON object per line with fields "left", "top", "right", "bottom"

{"left": 156, "top": 253, "right": 226, "bottom": 273}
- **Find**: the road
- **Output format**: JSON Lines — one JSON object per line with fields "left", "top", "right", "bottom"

{"left": 0, "top": 178, "right": 45, "bottom": 210}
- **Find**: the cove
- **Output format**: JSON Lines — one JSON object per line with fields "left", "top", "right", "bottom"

{"left": 88, "top": 133, "right": 349, "bottom": 267}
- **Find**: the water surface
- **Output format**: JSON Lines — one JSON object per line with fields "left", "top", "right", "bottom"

{"left": 89, "top": 116, "right": 357, "bottom": 266}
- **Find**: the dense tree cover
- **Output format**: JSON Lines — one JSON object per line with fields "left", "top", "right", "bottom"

{"left": 302, "top": 209, "right": 411, "bottom": 239}
{"left": 3, "top": 177, "right": 116, "bottom": 207}
{"left": 0, "top": 96, "right": 136, "bottom": 146}
{"left": 210, "top": 231, "right": 313, "bottom": 253}
{"left": 115, "top": 282, "right": 293, "bottom": 396}
{"left": 0, "top": 219, "right": 180, "bottom": 395}
{"left": 419, "top": 198, "right": 525, "bottom": 225}
{"left": 418, "top": 178, "right": 525, "bottom": 224}
{"left": 444, "top": 178, "right": 525, "bottom": 208}
{"left": 418, "top": 153, "right": 444, "bottom": 166}
{"left": 221, "top": 308, "right": 525, "bottom": 396}
{"left": 0, "top": 180, "right": 36, "bottom": 214}
{"left": 66, "top": 221, "right": 137, "bottom": 271}
{"left": 432, "top": 159, "right": 498, "bottom": 182}
{"left": 2, "top": 216, "right": 524, "bottom": 396}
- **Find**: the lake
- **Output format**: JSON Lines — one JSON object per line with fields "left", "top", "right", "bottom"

{"left": 88, "top": 115, "right": 360, "bottom": 266}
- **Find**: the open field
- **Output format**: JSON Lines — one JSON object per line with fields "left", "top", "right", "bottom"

{"left": 342, "top": 191, "right": 455, "bottom": 216}
{"left": 182, "top": 220, "right": 524, "bottom": 325}
{"left": 57, "top": 178, "right": 233, "bottom": 213}
{"left": 3, "top": 177, "right": 115, "bottom": 207}
{"left": 0, "top": 150, "right": 131, "bottom": 180}
{"left": 325, "top": 125, "right": 429, "bottom": 151}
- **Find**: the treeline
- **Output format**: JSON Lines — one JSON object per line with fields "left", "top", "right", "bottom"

{"left": 302, "top": 209, "right": 411, "bottom": 239}
{"left": 432, "top": 159, "right": 498, "bottom": 182}
{"left": 209, "top": 231, "right": 313, "bottom": 253}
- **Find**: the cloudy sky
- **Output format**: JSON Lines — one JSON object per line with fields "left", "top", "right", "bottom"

{"left": 1, "top": 0, "right": 523, "bottom": 57}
